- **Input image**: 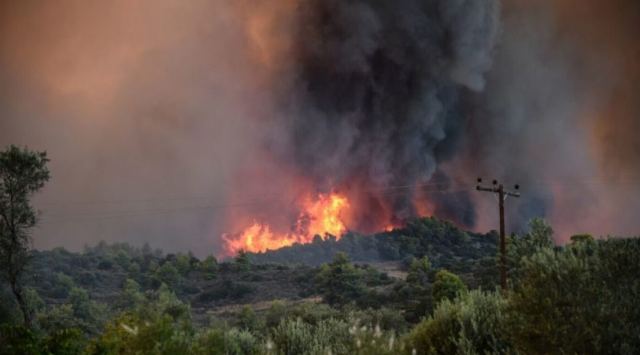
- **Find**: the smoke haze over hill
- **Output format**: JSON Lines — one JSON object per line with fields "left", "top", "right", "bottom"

{"left": 1, "top": 0, "right": 639, "bottom": 255}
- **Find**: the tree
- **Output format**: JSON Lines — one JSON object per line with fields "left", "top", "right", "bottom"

{"left": 199, "top": 255, "right": 218, "bottom": 280}
{"left": 507, "top": 218, "right": 554, "bottom": 283}
{"left": 507, "top": 247, "right": 600, "bottom": 353}
{"left": 507, "top": 239, "right": 640, "bottom": 354}
{"left": 401, "top": 256, "right": 434, "bottom": 322}
{"left": 315, "top": 252, "right": 365, "bottom": 306}
{"left": 406, "top": 256, "right": 431, "bottom": 286}
{"left": 432, "top": 270, "right": 467, "bottom": 304}
{"left": 117, "top": 279, "right": 144, "bottom": 311}
{"left": 175, "top": 253, "right": 192, "bottom": 276}
{"left": 570, "top": 234, "right": 594, "bottom": 245}
{"left": 234, "top": 250, "right": 250, "bottom": 272}
{"left": 509, "top": 218, "right": 554, "bottom": 259}
{"left": 0, "top": 145, "right": 50, "bottom": 327}
{"left": 155, "top": 262, "right": 180, "bottom": 288}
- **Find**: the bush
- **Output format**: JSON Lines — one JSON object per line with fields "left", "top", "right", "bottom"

{"left": 315, "top": 253, "right": 366, "bottom": 306}
{"left": 405, "top": 290, "right": 510, "bottom": 354}
{"left": 155, "top": 262, "right": 181, "bottom": 288}
{"left": 431, "top": 270, "right": 467, "bottom": 304}
{"left": 271, "top": 318, "right": 351, "bottom": 354}
{"left": 222, "top": 328, "right": 261, "bottom": 355}
{"left": 0, "top": 325, "right": 85, "bottom": 355}
{"left": 52, "top": 273, "right": 75, "bottom": 298}
{"left": 0, "top": 325, "right": 45, "bottom": 355}
{"left": 86, "top": 285, "right": 193, "bottom": 354}
{"left": 199, "top": 256, "right": 218, "bottom": 280}
{"left": 507, "top": 240, "right": 640, "bottom": 354}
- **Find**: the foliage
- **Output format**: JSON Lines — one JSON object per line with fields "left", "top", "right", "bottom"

{"left": 507, "top": 239, "right": 640, "bottom": 354}
{"left": 406, "top": 256, "right": 432, "bottom": 286}
{"left": 174, "top": 253, "right": 193, "bottom": 276}
{"left": 570, "top": 233, "right": 594, "bottom": 245}
{"left": 117, "top": 278, "right": 145, "bottom": 311}
{"left": 237, "top": 305, "right": 263, "bottom": 332}
{"left": 432, "top": 270, "right": 467, "bottom": 304}
{"left": 406, "top": 290, "right": 511, "bottom": 355}
{"left": 235, "top": 250, "right": 251, "bottom": 271}
{"left": 86, "top": 284, "right": 192, "bottom": 354}
{"left": 315, "top": 253, "right": 366, "bottom": 306}
{"left": 0, "top": 145, "right": 50, "bottom": 327}
{"left": 270, "top": 317, "right": 400, "bottom": 355}
{"left": 0, "top": 324, "right": 85, "bottom": 355}
{"left": 0, "top": 324, "right": 45, "bottom": 355}
{"left": 34, "top": 284, "right": 107, "bottom": 336}
{"left": 199, "top": 255, "right": 218, "bottom": 279}
{"left": 271, "top": 317, "right": 349, "bottom": 354}
{"left": 37, "top": 304, "right": 82, "bottom": 335}
{"left": 507, "top": 218, "right": 554, "bottom": 283}
{"left": 250, "top": 217, "right": 497, "bottom": 270}
{"left": 52, "top": 272, "right": 75, "bottom": 298}
{"left": 154, "top": 262, "right": 181, "bottom": 289}
{"left": 395, "top": 257, "right": 435, "bottom": 322}
{"left": 191, "top": 328, "right": 261, "bottom": 355}
{"left": 2, "top": 217, "right": 640, "bottom": 354}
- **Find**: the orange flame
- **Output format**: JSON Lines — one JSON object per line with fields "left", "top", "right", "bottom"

{"left": 222, "top": 193, "right": 351, "bottom": 256}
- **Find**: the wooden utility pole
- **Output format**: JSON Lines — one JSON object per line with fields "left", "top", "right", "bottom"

{"left": 476, "top": 178, "right": 520, "bottom": 291}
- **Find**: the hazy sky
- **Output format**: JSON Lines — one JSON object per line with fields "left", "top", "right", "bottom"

{"left": 1, "top": 0, "right": 639, "bottom": 256}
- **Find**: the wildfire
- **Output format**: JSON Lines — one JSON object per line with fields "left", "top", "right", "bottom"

{"left": 222, "top": 193, "right": 351, "bottom": 256}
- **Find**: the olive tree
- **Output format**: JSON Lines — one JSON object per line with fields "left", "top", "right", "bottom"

{"left": 0, "top": 145, "right": 50, "bottom": 327}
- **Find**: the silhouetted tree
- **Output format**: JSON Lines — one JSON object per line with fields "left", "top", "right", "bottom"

{"left": 0, "top": 145, "right": 50, "bottom": 327}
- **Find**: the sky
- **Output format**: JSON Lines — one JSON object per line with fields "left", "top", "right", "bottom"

{"left": 1, "top": 0, "right": 639, "bottom": 256}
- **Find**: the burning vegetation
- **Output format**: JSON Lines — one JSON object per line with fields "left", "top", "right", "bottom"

{"left": 221, "top": 0, "right": 500, "bottom": 255}
{"left": 223, "top": 192, "right": 351, "bottom": 254}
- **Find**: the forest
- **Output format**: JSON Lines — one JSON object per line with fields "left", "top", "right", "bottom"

{"left": 1, "top": 146, "right": 640, "bottom": 354}
{"left": 3, "top": 0, "right": 640, "bottom": 352}
{"left": 2, "top": 217, "right": 640, "bottom": 354}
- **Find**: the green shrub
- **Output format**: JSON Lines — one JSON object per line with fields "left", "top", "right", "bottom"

{"left": 507, "top": 240, "right": 640, "bottom": 354}
{"left": 155, "top": 262, "right": 181, "bottom": 288}
{"left": 432, "top": 270, "right": 467, "bottom": 304}
{"left": 0, "top": 325, "right": 45, "bottom": 355}
{"left": 271, "top": 318, "right": 351, "bottom": 354}
{"left": 406, "top": 290, "right": 510, "bottom": 355}
{"left": 315, "top": 253, "right": 366, "bottom": 306}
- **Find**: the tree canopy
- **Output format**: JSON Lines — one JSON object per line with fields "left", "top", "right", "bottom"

{"left": 0, "top": 145, "right": 50, "bottom": 327}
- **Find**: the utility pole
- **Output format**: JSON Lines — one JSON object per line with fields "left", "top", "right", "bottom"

{"left": 476, "top": 178, "right": 520, "bottom": 291}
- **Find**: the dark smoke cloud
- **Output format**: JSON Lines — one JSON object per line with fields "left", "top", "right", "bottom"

{"left": 269, "top": 0, "right": 500, "bottom": 228}
{"left": 1, "top": 0, "right": 640, "bottom": 254}
{"left": 456, "top": 0, "right": 640, "bottom": 239}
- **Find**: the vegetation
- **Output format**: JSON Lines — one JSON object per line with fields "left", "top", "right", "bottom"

{"left": 0, "top": 152, "right": 637, "bottom": 354}
{"left": 0, "top": 145, "right": 50, "bottom": 327}
{"left": 0, "top": 217, "right": 638, "bottom": 354}
{"left": 248, "top": 217, "right": 497, "bottom": 271}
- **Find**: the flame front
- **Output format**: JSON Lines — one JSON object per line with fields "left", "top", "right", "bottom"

{"left": 222, "top": 193, "right": 351, "bottom": 256}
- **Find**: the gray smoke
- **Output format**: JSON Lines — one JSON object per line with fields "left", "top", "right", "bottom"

{"left": 268, "top": 0, "right": 500, "bottom": 229}
{"left": 2, "top": 0, "right": 639, "bottom": 255}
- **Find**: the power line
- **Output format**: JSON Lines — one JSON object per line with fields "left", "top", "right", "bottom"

{"left": 34, "top": 174, "right": 640, "bottom": 208}
{"left": 36, "top": 176, "right": 640, "bottom": 227}
{"left": 37, "top": 183, "right": 476, "bottom": 223}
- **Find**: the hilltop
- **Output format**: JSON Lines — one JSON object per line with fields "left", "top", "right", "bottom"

{"left": 248, "top": 217, "right": 498, "bottom": 269}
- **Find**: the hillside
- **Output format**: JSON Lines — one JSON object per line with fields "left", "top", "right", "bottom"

{"left": 11, "top": 217, "right": 496, "bottom": 323}
{"left": 3, "top": 218, "right": 640, "bottom": 354}
{"left": 248, "top": 217, "right": 498, "bottom": 269}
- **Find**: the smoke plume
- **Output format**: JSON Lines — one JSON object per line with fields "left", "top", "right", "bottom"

{"left": 1, "top": 0, "right": 639, "bottom": 255}
{"left": 266, "top": 0, "right": 500, "bottom": 230}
